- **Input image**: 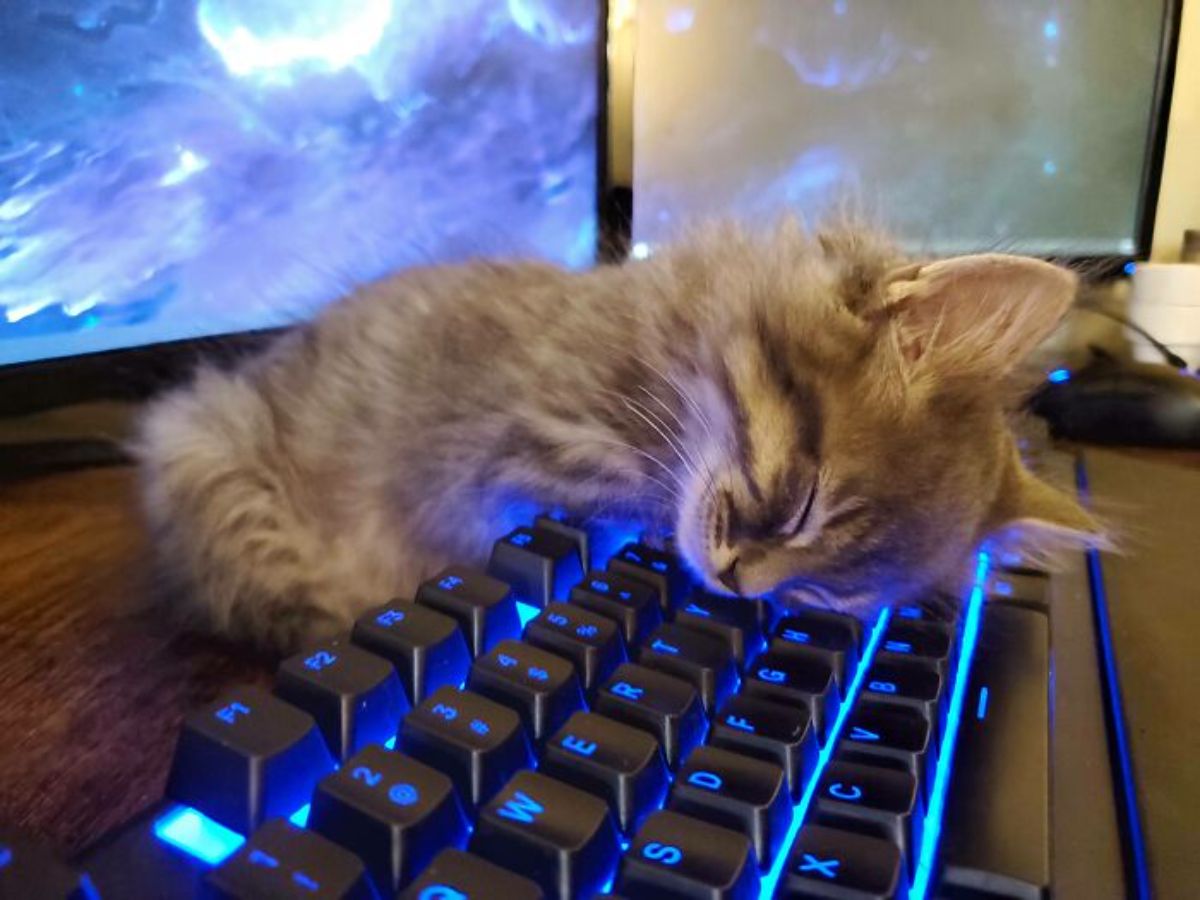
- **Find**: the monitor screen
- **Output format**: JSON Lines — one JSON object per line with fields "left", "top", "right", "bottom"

{"left": 0, "top": 0, "right": 601, "bottom": 367}
{"left": 632, "top": 0, "right": 1169, "bottom": 259}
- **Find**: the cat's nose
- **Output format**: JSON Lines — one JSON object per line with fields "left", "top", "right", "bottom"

{"left": 717, "top": 557, "right": 741, "bottom": 595}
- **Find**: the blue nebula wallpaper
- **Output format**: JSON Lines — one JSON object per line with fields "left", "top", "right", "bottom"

{"left": 632, "top": 0, "right": 1166, "bottom": 259}
{"left": 0, "top": 0, "right": 600, "bottom": 365}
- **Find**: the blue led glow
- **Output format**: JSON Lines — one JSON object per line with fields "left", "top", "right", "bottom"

{"left": 908, "top": 550, "right": 990, "bottom": 899}
{"left": 516, "top": 601, "right": 541, "bottom": 629}
{"left": 384, "top": 736, "right": 396, "bottom": 750}
{"left": 1043, "top": 19, "right": 1060, "bottom": 40}
{"left": 1124, "top": 261, "right": 1138, "bottom": 276}
{"left": 1047, "top": 368, "right": 1071, "bottom": 384}
{"left": 289, "top": 803, "right": 311, "bottom": 827}
{"left": 153, "top": 805, "right": 245, "bottom": 865}
{"left": 1078, "top": 463, "right": 1151, "bottom": 898}
{"left": 758, "top": 606, "right": 891, "bottom": 898}
{"left": 976, "top": 686, "right": 990, "bottom": 720}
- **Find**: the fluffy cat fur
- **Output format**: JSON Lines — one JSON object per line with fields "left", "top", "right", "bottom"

{"left": 135, "top": 220, "right": 1102, "bottom": 651}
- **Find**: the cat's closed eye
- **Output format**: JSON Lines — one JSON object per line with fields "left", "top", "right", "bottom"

{"left": 778, "top": 480, "right": 819, "bottom": 544}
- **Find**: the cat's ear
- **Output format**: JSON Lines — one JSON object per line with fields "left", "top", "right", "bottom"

{"left": 987, "top": 461, "right": 1111, "bottom": 559}
{"left": 882, "top": 254, "right": 1077, "bottom": 376}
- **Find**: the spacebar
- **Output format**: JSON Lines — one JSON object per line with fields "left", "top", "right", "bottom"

{"left": 936, "top": 603, "right": 1050, "bottom": 899}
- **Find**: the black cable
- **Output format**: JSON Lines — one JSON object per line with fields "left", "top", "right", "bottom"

{"left": 1075, "top": 301, "right": 1191, "bottom": 371}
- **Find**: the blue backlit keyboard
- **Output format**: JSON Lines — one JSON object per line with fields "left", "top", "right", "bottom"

{"left": 3, "top": 520, "right": 1059, "bottom": 899}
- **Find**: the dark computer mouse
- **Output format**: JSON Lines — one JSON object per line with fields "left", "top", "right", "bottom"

{"left": 1030, "top": 358, "right": 1200, "bottom": 448}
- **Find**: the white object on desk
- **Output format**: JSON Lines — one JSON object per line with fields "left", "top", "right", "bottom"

{"left": 1129, "top": 263, "right": 1200, "bottom": 367}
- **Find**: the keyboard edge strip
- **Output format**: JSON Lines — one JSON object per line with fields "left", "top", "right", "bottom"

{"left": 907, "top": 549, "right": 990, "bottom": 899}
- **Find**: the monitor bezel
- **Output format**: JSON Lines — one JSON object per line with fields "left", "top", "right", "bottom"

{"left": 0, "top": 0, "right": 614, "bottom": 417}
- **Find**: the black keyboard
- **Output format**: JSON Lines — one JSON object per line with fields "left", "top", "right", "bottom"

{"left": 2, "top": 512, "right": 1064, "bottom": 897}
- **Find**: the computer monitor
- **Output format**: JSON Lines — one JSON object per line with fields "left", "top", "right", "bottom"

{"left": 631, "top": 0, "right": 1179, "bottom": 261}
{"left": 0, "top": 1, "right": 604, "bottom": 372}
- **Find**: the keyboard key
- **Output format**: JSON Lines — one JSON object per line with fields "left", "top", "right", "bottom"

{"left": 487, "top": 526, "right": 583, "bottom": 608}
{"left": 859, "top": 658, "right": 945, "bottom": 750}
{"left": 275, "top": 641, "right": 408, "bottom": 762}
{"left": 534, "top": 514, "right": 594, "bottom": 572}
{"left": 814, "top": 761, "right": 923, "bottom": 872}
{"left": 770, "top": 610, "right": 860, "bottom": 691}
{"left": 541, "top": 711, "right": 670, "bottom": 834}
{"left": 777, "top": 823, "right": 905, "bottom": 899}
{"left": 893, "top": 597, "right": 955, "bottom": 624}
{"left": 467, "top": 640, "right": 584, "bottom": 743}
{"left": 399, "top": 848, "right": 544, "bottom": 899}
{"left": 308, "top": 745, "right": 469, "bottom": 894}
{"left": 669, "top": 745, "right": 790, "bottom": 866}
{"left": 939, "top": 604, "right": 1051, "bottom": 899}
{"left": 674, "top": 591, "right": 765, "bottom": 666}
{"left": 471, "top": 770, "right": 621, "bottom": 900}
{"left": 415, "top": 566, "right": 520, "bottom": 657}
{"left": 709, "top": 694, "right": 819, "bottom": 801}
{"left": 986, "top": 569, "right": 1050, "bottom": 611}
{"left": 876, "top": 621, "right": 952, "bottom": 677}
{"left": 837, "top": 704, "right": 932, "bottom": 800}
{"left": 594, "top": 663, "right": 707, "bottom": 769}
{"left": 570, "top": 571, "right": 663, "bottom": 646}
{"left": 524, "top": 602, "right": 627, "bottom": 693}
{"left": 398, "top": 686, "right": 532, "bottom": 809}
{"left": 0, "top": 832, "right": 97, "bottom": 900}
{"left": 638, "top": 622, "right": 738, "bottom": 713}
{"left": 742, "top": 650, "right": 837, "bottom": 743}
{"left": 617, "top": 810, "right": 760, "bottom": 898}
{"left": 607, "top": 543, "right": 690, "bottom": 610}
{"left": 205, "top": 819, "right": 376, "bottom": 899}
{"left": 351, "top": 602, "right": 471, "bottom": 704}
{"left": 166, "top": 686, "right": 335, "bottom": 835}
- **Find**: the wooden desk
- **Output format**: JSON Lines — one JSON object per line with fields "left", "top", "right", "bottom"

{"left": 0, "top": 466, "right": 272, "bottom": 855}
{"left": 2, "top": 450, "right": 1197, "bottom": 856}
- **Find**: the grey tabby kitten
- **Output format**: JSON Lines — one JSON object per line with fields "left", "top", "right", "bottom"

{"left": 136, "top": 221, "right": 1100, "bottom": 651}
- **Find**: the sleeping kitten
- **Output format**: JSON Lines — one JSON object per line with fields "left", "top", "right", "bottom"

{"left": 135, "top": 220, "right": 1101, "bottom": 651}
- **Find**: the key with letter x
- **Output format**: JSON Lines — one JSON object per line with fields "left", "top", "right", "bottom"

{"left": 778, "top": 824, "right": 905, "bottom": 898}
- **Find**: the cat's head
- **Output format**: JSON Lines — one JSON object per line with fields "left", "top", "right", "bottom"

{"left": 667, "top": 223, "right": 1102, "bottom": 611}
